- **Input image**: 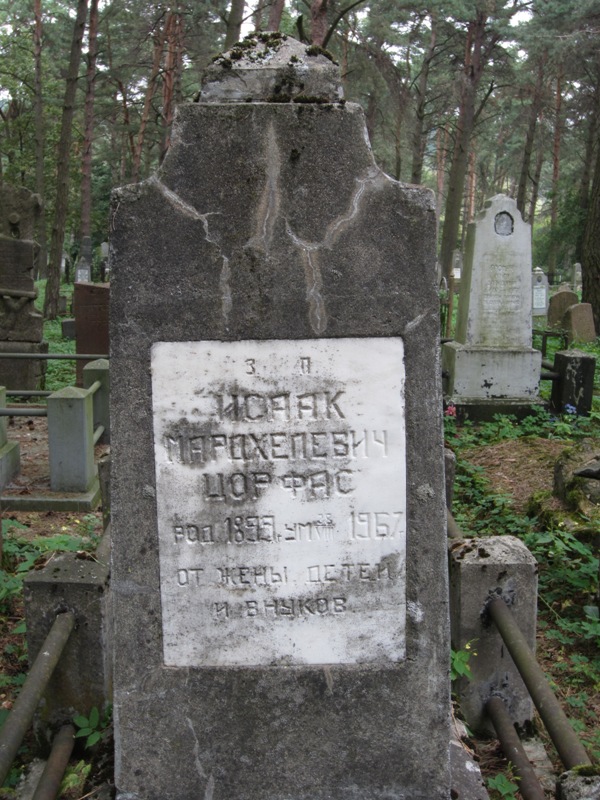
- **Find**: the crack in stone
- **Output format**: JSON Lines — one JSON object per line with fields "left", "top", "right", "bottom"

{"left": 285, "top": 167, "right": 385, "bottom": 335}
{"left": 186, "top": 716, "right": 215, "bottom": 798}
{"left": 151, "top": 177, "right": 232, "bottom": 331}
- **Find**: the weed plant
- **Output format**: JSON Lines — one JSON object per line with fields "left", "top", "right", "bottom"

{"left": 34, "top": 279, "right": 76, "bottom": 392}
{"left": 446, "top": 405, "right": 600, "bottom": 763}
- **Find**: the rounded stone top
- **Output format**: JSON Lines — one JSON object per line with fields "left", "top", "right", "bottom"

{"left": 199, "top": 33, "right": 343, "bottom": 104}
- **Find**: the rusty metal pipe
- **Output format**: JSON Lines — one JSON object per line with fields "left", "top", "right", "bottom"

{"left": 486, "top": 696, "right": 546, "bottom": 800}
{"left": 31, "top": 724, "right": 76, "bottom": 800}
{"left": 0, "top": 612, "right": 75, "bottom": 786}
{"left": 488, "top": 597, "right": 591, "bottom": 769}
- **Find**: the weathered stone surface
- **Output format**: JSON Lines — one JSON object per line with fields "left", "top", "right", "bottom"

{"left": 110, "top": 58, "right": 449, "bottom": 800}
{"left": 0, "top": 340, "right": 48, "bottom": 390}
{"left": 563, "top": 303, "right": 597, "bottom": 344}
{"left": 557, "top": 770, "right": 600, "bottom": 799}
{"left": 554, "top": 440, "right": 600, "bottom": 509}
{"left": 442, "top": 195, "right": 541, "bottom": 412}
{"left": 200, "top": 33, "right": 343, "bottom": 104}
{"left": 449, "top": 536, "right": 537, "bottom": 735}
{"left": 0, "top": 184, "right": 41, "bottom": 240}
{"left": 547, "top": 289, "right": 579, "bottom": 329}
{"left": 24, "top": 549, "right": 112, "bottom": 728}
{"left": 551, "top": 349, "right": 596, "bottom": 416}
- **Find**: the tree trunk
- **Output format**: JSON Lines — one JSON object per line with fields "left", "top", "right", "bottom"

{"left": 132, "top": 15, "right": 170, "bottom": 182}
{"left": 268, "top": 0, "right": 285, "bottom": 31}
{"left": 576, "top": 80, "right": 600, "bottom": 261}
{"left": 516, "top": 56, "right": 545, "bottom": 220}
{"left": 161, "top": 11, "right": 183, "bottom": 164}
{"left": 80, "top": 0, "right": 99, "bottom": 244}
{"left": 410, "top": 16, "right": 436, "bottom": 186}
{"left": 436, "top": 125, "right": 448, "bottom": 220}
{"left": 548, "top": 71, "right": 563, "bottom": 285}
{"left": 528, "top": 144, "right": 544, "bottom": 227}
{"left": 44, "top": 0, "right": 89, "bottom": 320}
{"left": 310, "top": 0, "right": 329, "bottom": 46}
{"left": 224, "top": 0, "right": 245, "bottom": 49}
{"left": 582, "top": 130, "right": 600, "bottom": 331}
{"left": 439, "top": 11, "right": 495, "bottom": 280}
{"left": 33, "top": 0, "right": 47, "bottom": 278}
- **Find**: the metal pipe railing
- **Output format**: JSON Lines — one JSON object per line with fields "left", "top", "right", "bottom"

{"left": 87, "top": 380, "right": 101, "bottom": 395}
{"left": 0, "top": 408, "right": 48, "bottom": 417}
{"left": 485, "top": 696, "right": 546, "bottom": 800}
{"left": 5, "top": 391, "right": 52, "bottom": 397}
{"left": 93, "top": 424, "right": 105, "bottom": 445}
{"left": 31, "top": 724, "right": 76, "bottom": 800}
{"left": 487, "top": 596, "right": 591, "bottom": 770}
{"left": 0, "top": 353, "right": 108, "bottom": 360}
{"left": 0, "top": 612, "right": 76, "bottom": 786}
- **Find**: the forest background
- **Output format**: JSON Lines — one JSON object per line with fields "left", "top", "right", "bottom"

{"left": 1, "top": 0, "right": 600, "bottom": 327}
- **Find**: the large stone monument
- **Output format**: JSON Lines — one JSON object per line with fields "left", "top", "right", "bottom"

{"left": 443, "top": 195, "right": 541, "bottom": 416}
{"left": 110, "top": 35, "right": 450, "bottom": 799}
{"left": 0, "top": 185, "right": 47, "bottom": 389}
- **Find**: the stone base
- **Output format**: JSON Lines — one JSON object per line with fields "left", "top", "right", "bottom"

{"left": 442, "top": 342, "right": 541, "bottom": 402}
{"left": 451, "top": 398, "right": 546, "bottom": 422}
{"left": 0, "top": 439, "right": 20, "bottom": 489}
{"left": 0, "top": 340, "right": 48, "bottom": 390}
{"left": 1, "top": 475, "right": 101, "bottom": 511}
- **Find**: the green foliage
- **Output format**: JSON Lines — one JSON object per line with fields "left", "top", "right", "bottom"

{"left": 73, "top": 704, "right": 112, "bottom": 749}
{"left": 450, "top": 640, "right": 477, "bottom": 681}
{"left": 59, "top": 759, "right": 91, "bottom": 795}
{"left": 0, "top": 518, "right": 101, "bottom": 612}
{"left": 486, "top": 771, "right": 520, "bottom": 799}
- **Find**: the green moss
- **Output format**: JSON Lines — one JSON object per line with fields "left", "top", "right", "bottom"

{"left": 305, "top": 45, "right": 337, "bottom": 63}
{"left": 572, "top": 764, "right": 600, "bottom": 777}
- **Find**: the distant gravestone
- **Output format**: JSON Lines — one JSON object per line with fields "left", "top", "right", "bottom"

{"left": 572, "top": 262, "right": 582, "bottom": 292}
{"left": 110, "top": 35, "right": 450, "bottom": 800}
{"left": 532, "top": 267, "right": 549, "bottom": 317}
{"left": 74, "top": 283, "right": 109, "bottom": 385}
{"left": 563, "top": 303, "right": 597, "bottom": 344}
{"left": 547, "top": 288, "right": 579, "bottom": 329}
{"left": 442, "top": 195, "right": 541, "bottom": 415}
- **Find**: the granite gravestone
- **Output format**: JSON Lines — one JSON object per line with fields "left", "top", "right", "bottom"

{"left": 563, "top": 303, "right": 597, "bottom": 344}
{"left": 110, "top": 35, "right": 449, "bottom": 800}
{"left": 442, "top": 195, "right": 541, "bottom": 415}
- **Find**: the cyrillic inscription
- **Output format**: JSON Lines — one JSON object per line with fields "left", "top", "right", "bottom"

{"left": 152, "top": 338, "right": 406, "bottom": 666}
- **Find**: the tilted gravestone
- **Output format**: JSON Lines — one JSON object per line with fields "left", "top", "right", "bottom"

{"left": 563, "top": 302, "right": 597, "bottom": 344}
{"left": 547, "top": 288, "right": 579, "bottom": 329}
{"left": 442, "top": 195, "right": 541, "bottom": 416}
{"left": 110, "top": 35, "right": 450, "bottom": 800}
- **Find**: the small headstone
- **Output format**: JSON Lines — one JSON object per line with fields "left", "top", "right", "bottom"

{"left": 532, "top": 267, "right": 549, "bottom": 317}
{"left": 563, "top": 302, "right": 597, "bottom": 344}
{"left": 110, "top": 35, "right": 450, "bottom": 800}
{"left": 442, "top": 195, "right": 541, "bottom": 415}
{"left": 547, "top": 288, "right": 579, "bottom": 329}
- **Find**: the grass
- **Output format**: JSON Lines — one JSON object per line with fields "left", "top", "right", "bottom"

{"left": 33, "top": 279, "right": 76, "bottom": 392}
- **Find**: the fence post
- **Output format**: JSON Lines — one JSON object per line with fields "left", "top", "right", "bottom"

{"left": 83, "top": 358, "right": 110, "bottom": 444}
{"left": 449, "top": 535, "right": 538, "bottom": 735}
{"left": 0, "top": 386, "right": 20, "bottom": 489}
{"left": 47, "top": 387, "right": 95, "bottom": 492}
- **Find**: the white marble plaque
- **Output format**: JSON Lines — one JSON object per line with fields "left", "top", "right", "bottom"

{"left": 151, "top": 338, "right": 406, "bottom": 667}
